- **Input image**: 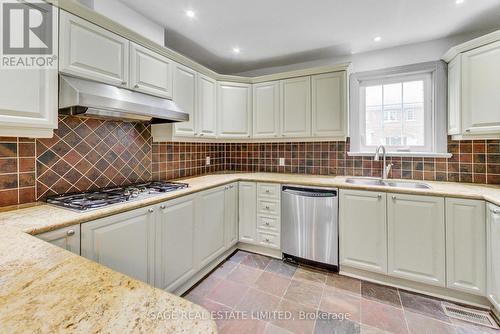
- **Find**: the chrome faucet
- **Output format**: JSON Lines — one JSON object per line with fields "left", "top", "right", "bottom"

{"left": 374, "top": 145, "right": 393, "bottom": 180}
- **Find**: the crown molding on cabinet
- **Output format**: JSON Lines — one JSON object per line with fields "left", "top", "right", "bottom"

{"left": 49, "top": 0, "right": 350, "bottom": 83}
{"left": 442, "top": 29, "right": 500, "bottom": 63}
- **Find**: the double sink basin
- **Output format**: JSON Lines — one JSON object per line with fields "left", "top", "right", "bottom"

{"left": 345, "top": 178, "right": 431, "bottom": 189}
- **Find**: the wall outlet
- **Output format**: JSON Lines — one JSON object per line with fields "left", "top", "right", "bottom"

{"left": 205, "top": 156, "right": 211, "bottom": 165}
{"left": 279, "top": 157, "right": 285, "bottom": 166}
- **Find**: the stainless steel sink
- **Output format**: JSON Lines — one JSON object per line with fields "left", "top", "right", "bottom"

{"left": 345, "top": 178, "right": 431, "bottom": 189}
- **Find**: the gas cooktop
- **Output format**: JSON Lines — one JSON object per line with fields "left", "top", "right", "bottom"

{"left": 45, "top": 181, "right": 189, "bottom": 212}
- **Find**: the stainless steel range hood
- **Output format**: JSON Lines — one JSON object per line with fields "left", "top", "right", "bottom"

{"left": 59, "top": 75, "right": 188, "bottom": 123}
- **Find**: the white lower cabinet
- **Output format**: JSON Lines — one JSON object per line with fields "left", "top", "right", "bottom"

{"left": 339, "top": 190, "right": 387, "bottom": 274}
{"left": 387, "top": 194, "right": 446, "bottom": 286}
{"left": 487, "top": 203, "right": 500, "bottom": 311}
{"left": 446, "top": 198, "right": 486, "bottom": 295}
{"left": 156, "top": 195, "right": 197, "bottom": 292}
{"left": 224, "top": 183, "right": 239, "bottom": 247}
{"left": 196, "top": 186, "right": 227, "bottom": 268}
{"left": 81, "top": 206, "right": 156, "bottom": 284}
{"left": 37, "top": 225, "right": 81, "bottom": 255}
{"left": 239, "top": 182, "right": 257, "bottom": 243}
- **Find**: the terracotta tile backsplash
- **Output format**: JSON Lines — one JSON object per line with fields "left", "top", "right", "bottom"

{"left": 0, "top": 115, "right": 498, "bottom": 208}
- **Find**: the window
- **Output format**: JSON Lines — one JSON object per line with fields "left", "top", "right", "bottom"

{"left": 349, "top": 62, "right": 449, "bottom": 157}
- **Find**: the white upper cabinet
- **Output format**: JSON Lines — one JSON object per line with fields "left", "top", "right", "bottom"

{"left": 447, "top": 56, "right": 461, "bottom": 135}
{"left": 253, "top": 81, "right": 280, "bottom": 138}
{"left": 173, "top": 64, "right": 197, "bottom": 137}
{"left": 129, "top": 43, "right": 172, "bottom": 98}
{"left": 280, "top": 77, "right": 311, "bottom": 138}
{"left": 311, "top": 72, "right": 346, "bottom": 138}
{"left": 0, "top": 3, "right": 58, "bottom": 138}
{"left": 340, "top": 190, "right": 387, "bottom": 274}
{"left": 81, "top": 206, "right": 155, "bottom": 285}
{"left": 59, "top": 11, "right": 129, "bottom": 87}
{"left": 197, "top": 74, "right": 217, "bottom": 138}
{"left": 217, "top": 82, "right": 252, "bottom": 138}
{"left": 487, "top": 203, "right": 500, "bottom": 311}
{"left": 445, "top": 198, "right": 486, "bottom": 295}
{"left": 461, "top": 41, "right": 500, "bottom": 135}
{"left": 387, "top": 194, "right": 446, "bottom": 287}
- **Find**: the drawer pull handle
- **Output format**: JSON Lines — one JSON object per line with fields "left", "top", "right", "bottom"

{"left": 66, "top": 230, "right": 75, "bottom": 236}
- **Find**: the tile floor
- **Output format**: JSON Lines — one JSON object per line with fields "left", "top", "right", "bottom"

{"left": 184, "top": 251, "right": 499, "bottom": 334}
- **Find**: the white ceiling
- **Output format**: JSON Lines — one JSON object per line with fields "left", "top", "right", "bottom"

{"left": 119, "top": 0, "right": 500, "bottom": 74}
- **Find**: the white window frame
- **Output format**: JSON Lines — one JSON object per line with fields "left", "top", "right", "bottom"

{"left": 349, "top": 61, "right": 450, "bottom": 158}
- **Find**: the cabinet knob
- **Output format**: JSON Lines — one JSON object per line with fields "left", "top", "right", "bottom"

{"left": 66, "top": 229, "right": 75, "bottom": 236}
{"left": 377, "top": 194, "right": 382, "bottom": 199}
{"left": 121, "top": 81, "right": 127, "bottom": 85}
{"left": 148, "top": 208, "right": 155, "bottom": 213}
{"left": 265, "top": 238, "right": 270, "bottom": 242}
{"left": 160, "top": 205, "right": 166, "bottom": 209}
{"left": 265, "top": 190, "right": 270, "bottom": 193}
{"left": 230, "top": 185, "right": 234, "bottom": 189}
{"left": 200, "top": 133, "right": 204, "bottom": 137}
{"left": 265, "top": 205, "right": 270, "bottom": 210}
{"left": 392, "top": 195, "right": 396, "bottom": 200}
{"left": 491, "top": 208, "right": 500, "bottom": 215}
{"left": 134, "top": 84, "right": 139, "bottom": 88}
{"left": 265, "top": 222, "right": 270, "bottom": 226}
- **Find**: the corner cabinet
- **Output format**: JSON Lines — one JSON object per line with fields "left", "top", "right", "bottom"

{"left": 59, "top": 11, "right": 129, "bottom": 87}
{"left": 487, "top": 203, "right": 500, "bottom": 312}
{"left": 387, "top": 194, "right": 446, "bottom": 287}
{"left": 36, "top": 225, "right": 80, "bottom": 255}
{"left": 253, "top": 81, "right": 280, "bottom": 138}
{"left": 217, "top": 82, "right": 252, "bottom": 138}
{"left": 173, "top": 64, "right": 197, "bottom": 137}
{"left": 280, "top": 77, "right": 311, "bottom": 138}
{"left": 129, "top": 42, "right": 173, "bottom": 98}
{"left": 339, "top": 190, "right": 387, "bottom": 274}
{"left": 445, "top": 34, "right": 500, "bottom": 138}
{"left": 445, "top": 198, "right": 486, "bottom": 295}
{"left": 81, "top": 205, "right": 156, "bottom": 285}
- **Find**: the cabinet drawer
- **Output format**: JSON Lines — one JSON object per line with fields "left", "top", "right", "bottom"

{"left": 257, "top": 231, "right": 280, "bottom": 249}
{"left": 258, "top": 199, "right": 280, "bottom": 216}
{"left": 257, "top": 183, "right": 280, "bottom": 199}
{"left": 258, "top": 215, "right": 280, "bottom": 232}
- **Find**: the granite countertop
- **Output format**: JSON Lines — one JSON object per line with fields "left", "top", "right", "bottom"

{"left": 0, "top": 173, "right": 499, "bottom": 235}
{"left": 0, "top": 173, "right": 499, "bottom": 332}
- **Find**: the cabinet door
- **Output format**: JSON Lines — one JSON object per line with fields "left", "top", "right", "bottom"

{"left": 0, "top": 3, "right": 58, "bottom": 138}
{"left": 217, "top": 82, "right": 252, "bottom": 138}
{"left": 447, "top": 56, "right": 461, "bottom": 135}
{"left": 59, "top": 11, "right": 129, "bottom": 86}
{"left": 311, "top": 72, "right": 346, "bottom": 138}
{"left": 156, "top": 195, "right": 196, "bottom": 292}
{"left": 487, "top": 203, "right": 500, "bottom": 311}
{"left": 81, "top": 206, "right": 155, "bottom": 284}
{"left": 37, "top": 225, "right": 80, "bottom": 255}
{"left": 339, "top": 190, "right": 387, "bottom": 274}
{"left": 197, "top": 74, "right": 217, "bottom": 138}
{"left": 197, "top": 186, "right": 226, "bottom": 268}
{"left": 461, "top": 41, "right": 500, "bottom": 134}
{"left": 130, "top": 43, "right": 172, "bottom": 98}
{"left": 387, "top": 194, "right": 445, "bottom": 286}
{"left": 173, "top": 64, "right": 197, "bottom": 136}
{"left": 239, "top": 182, "right": 257, "bottom": 243}
{"left": 225, "top": 183, "right": 239, "bottom": 248}
{"left": 253, "top": 81, "right": 280, "bottom": 138}
{"left": 446, "top": 198, "right": 486, "bottom": 295}
{"left": 280, "top": 77, "right": 311, "bottom": 138}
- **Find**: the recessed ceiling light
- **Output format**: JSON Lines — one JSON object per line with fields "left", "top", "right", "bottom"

{"left": 456, "top": 0, "right": 464, "bottom": 4}
{"left": 185, "top": 10, "right": 195, "bottom": 18}
{"left": 374, "top": 36, "right": 382, "bottom": 42}
{"left": 233, "top": 47, "right": 240, "bottom": 54}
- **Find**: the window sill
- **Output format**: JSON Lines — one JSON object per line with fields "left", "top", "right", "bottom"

{"left": 347, "top": 152, "right": 453, "bottom": 158}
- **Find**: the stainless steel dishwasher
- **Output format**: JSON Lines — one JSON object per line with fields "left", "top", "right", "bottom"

{"left": 281, "top": 185, "right": 338, "bottom": 270}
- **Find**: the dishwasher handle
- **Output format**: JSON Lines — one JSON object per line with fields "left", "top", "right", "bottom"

{"left": 282, "top": 185, "right": 337, "bottom": 198}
